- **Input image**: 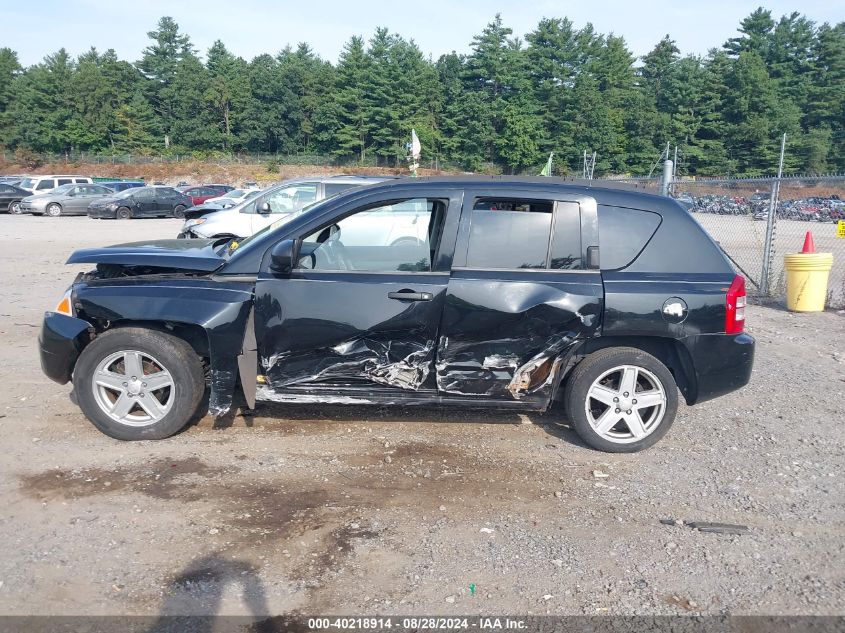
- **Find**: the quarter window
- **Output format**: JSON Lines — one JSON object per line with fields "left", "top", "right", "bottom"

{"left": 298, "top": 198, "right": 444, "bottom": 273}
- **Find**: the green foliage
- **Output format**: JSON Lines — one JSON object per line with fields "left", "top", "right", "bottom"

{"left": 0, "top": 11, "right": 842, "bottom": 176}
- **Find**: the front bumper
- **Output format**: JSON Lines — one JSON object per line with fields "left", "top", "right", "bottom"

{"left": 686, "top": 332, "right": 755, "bottom": 404}
{"left": 38, "top": 312, "right": 93, "bottom": 384}
{"left": 88, "top": 207, "right": 117, "bottom": 219}
{"left": 19, "top": 201, "right": 45, "bottom": 214}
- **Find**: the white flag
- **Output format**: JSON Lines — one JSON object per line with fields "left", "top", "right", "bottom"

{"left": 410, "top": 129, "right": 421, "bottom": 160}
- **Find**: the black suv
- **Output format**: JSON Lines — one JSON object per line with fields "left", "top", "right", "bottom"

{"left": 39, "top": 177, "right": 754, "bottom": 452}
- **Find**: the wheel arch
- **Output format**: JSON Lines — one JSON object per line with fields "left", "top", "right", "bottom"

{"left": 556, "top": 336, "right": 698, "bottom": 405}
{"left": 103, "top": 320, "right": 210, "bottom": 361}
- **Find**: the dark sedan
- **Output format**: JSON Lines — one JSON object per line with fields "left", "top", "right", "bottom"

{"left": 0, "top": 183, "right": 32, "bottom": 214}
{"left": 88, "top": 186, "right": 193, "bottom": 220}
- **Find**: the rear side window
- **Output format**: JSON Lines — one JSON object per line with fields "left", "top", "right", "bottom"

{"left": 325, "top": 182, "right": 356, "bottom": 197}
{"left": 597, "top": 205, "right": 661, "bottom": 270}
{"left": 465, "top": 197, "right": 582, "bottom": 270}
{"left": 56, "top": 179, "right": 73, "bottom": 186}
{"left": 74, "top": 178, "right": 89, "bottom": 184}
{"left": 35, "top": 180, "right": 54, "bottom": 190}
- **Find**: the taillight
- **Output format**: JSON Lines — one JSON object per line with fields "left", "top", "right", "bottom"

{"left": 725, "top": 275, "right": 746, "bottom": 334}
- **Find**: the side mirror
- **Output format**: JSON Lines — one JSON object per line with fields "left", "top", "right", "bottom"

{"left": 258, "top": 201, "right": 271, "bottom": 214}
{"left": 269, "top": 239, "right": 295, "bottom": 275}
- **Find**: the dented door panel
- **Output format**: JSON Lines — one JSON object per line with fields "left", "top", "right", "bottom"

{"left": 435, "top": 190, "right": 604, "bottom": 405}
{"left": 436, "top": 269, "right": 603, "bottom": 402}
{"left": 254, "top": 272, "right": 448, "bottom": 392}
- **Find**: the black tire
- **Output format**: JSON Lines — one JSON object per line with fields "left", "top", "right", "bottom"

{"left": 173, "top": 205, "right": 186, "bottom": 219}
{"left": 116, "top": 207, "right": 132, "bottom": 219}
{"left": 564, "top": 347, "right": 678, "bottom": 453}
{"left": 46, "top": 202, "right": 62, "bottom": 217}
{"left": 73, "top": 327, "right": 205, "bottom": 441}
{"left": 9, "top": 200, "right": 22, "bottom": 214}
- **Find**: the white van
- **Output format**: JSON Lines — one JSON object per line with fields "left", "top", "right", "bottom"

{"left": 18, "top": 175, "right": 94, "bottom": 194}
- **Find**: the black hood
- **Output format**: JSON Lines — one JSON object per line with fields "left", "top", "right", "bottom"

{"left": 67, "top": 239, "right": 225, "bottom": 272}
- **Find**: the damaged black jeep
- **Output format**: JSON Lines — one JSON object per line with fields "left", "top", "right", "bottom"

{"left": 39, "top": 177, "right": 754, "bottom": 452}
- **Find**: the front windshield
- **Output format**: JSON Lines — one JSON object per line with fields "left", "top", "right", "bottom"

{"left": 114, "top": 188, "right": 138, "bottom": 198}
{"left": 19, "top": 178, "right": 36, "bottom": 189}
{"left": 51, "top": 184, "right": 75, "bottom": 195}
{"left": 226, "top": 189, "right": 245, "bottom": 198}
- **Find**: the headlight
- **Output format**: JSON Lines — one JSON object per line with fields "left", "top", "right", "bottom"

{"left": 54, "top": 288, "right": 74, "bottom": 316}
{"left": 184, "top": 218, "right": 207, "bottom": 228}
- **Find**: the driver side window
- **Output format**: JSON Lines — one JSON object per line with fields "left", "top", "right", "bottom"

{"left": 264, "top": 183, "right": 318, "bottom": 214}
{"left": 297, "top": 198, "right": 444, "bottom": 273}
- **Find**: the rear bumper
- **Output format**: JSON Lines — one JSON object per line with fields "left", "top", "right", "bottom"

{"left": 685, "top": 332, "right": 755, "bottom": 404}
{"left": 38, "top": 312, "right": 93, "bottom": 384}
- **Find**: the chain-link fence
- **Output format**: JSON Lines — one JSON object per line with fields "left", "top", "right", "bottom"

{"left": 668, "top": 175, "right": 845, "bottom": 308}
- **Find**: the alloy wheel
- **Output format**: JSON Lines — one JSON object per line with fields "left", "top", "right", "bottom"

{"left": 584, "top": 364, "right": 667, "bottom": 444}
{"left": 91, "top": 350, "right": 175, "bottom": 427}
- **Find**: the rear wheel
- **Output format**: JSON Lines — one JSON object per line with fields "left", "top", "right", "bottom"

{"left": 173, "top": 205, "right": 186, "bottom": 219}
{"left": 564, "top": 347, "right": 678, "bottom": 453}
{"left": 116, "top": 207, "right": 132, "bottom": 219}
{"left": 73, "top": 328, "right": 205, "bottom": 440}
{"left": 9, "top": 201, "right": 22, "bottom": 214}
{"left": 46, "top": 203, "right": 62, "bottom": 217}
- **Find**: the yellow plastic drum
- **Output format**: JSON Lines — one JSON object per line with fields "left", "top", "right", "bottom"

{"left": 783, "top": 252, "right": 834, "bottom": 312}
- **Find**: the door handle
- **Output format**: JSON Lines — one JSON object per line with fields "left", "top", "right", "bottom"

{"left": 388, "top": 290, "right": 433, "bottom": 301}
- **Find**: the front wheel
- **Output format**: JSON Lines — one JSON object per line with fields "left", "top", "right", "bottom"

{"left": 116, "top": 207, "right": 132, "bottom": 220}
{"left": 564, "top": 347, "right": 678, "bottom": 453}
{"left": 73, "top": 328, "right": 205, "bottom": 440}
{"left": 46, "top": 203, "right": 62, "bottom": 217}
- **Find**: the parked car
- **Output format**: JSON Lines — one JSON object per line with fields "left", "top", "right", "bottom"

{"left": 178, "top": 176, "right": 390, "bottom": 239}
{"left": 98, "top": 181, "right": 145, "bottom": 193}
{"left": 204, "top": 188, "right": 262, "bottom": 208}
{"left": 20, "top": 183, "right": 116, "bottom": 216}
{"left": 178, "top": 185, "right": 234, "bottom": 206}
{"left": 18, "top": 175, "right": 93, "bottom": 194}
{"left": 39, "top": 177, "right": 754, "bottom": 451}
{"left": 87, "top": 186, "right": 193, "bottom": 219}
{"left": 0, "top": 183, "right": 34, "bottom": 214}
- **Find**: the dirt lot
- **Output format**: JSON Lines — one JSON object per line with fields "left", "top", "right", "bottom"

{"left": 0, "top": 214, "right": 843, "bottom": 618}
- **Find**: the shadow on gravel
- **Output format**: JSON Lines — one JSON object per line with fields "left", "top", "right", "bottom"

{"left": 146, "top": 554, "right": 279, "bottom": 633}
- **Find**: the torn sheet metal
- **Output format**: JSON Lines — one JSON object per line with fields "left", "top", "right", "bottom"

{"left": 262, "top": 337, "right": 434, "bottom": 392}
{"left": 236, "top": 307, "right": 257, "bottom": 410}
{"left": 255, "top": 386, "right": 375, "bottom": 405}
{"left": 435, "top": 274, "right": 603, "bottom": 403}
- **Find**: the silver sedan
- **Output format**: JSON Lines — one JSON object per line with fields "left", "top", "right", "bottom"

{"left": 21, "top": 183, "right": 115, "bottom": 217}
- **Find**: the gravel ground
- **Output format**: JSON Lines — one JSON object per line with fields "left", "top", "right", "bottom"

{"left": 0, "top": 214, "right": 843, "bottom": 617}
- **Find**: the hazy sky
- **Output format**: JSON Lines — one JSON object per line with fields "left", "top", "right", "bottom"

{"left": 4, "top": 0, "right": 844, "bottom": 67}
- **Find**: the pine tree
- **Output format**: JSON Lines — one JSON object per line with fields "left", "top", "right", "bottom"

{"left": 137, "top": 17, "right": 195, "bottom": 148}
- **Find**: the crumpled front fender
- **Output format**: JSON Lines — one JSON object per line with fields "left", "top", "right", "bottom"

{"left": 74, "top": 279, "right": 254, "bottom": 416}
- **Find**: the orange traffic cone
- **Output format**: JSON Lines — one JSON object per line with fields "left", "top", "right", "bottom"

{"left": 801, "top": 231, "right": 816, "bottom": 253}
